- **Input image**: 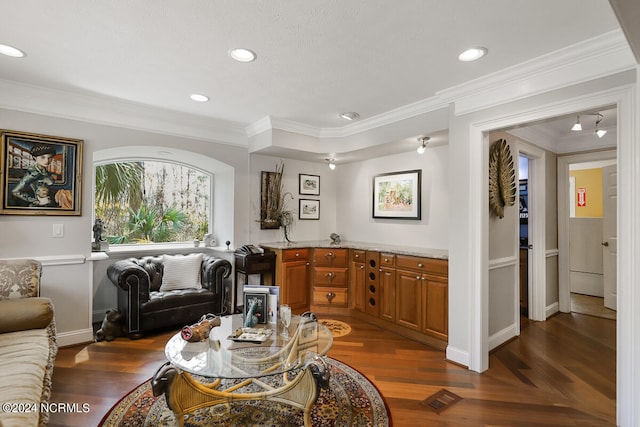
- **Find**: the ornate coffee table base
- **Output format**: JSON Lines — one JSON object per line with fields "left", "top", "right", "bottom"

{"left": 152, "top": 359, "right": 330, "bottom": 427}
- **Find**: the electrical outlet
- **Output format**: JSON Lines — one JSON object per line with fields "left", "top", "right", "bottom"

{"left": 52, "top": 224, "right": 64, "bottom": 238}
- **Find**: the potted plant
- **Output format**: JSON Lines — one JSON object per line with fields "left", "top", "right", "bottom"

{"left": 261, "top": 161, "right": 295, "bottom": 242}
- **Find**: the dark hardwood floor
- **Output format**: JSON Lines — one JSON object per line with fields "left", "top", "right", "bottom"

{"left": 48, "top": 312, "right": 615, "bottom": 426}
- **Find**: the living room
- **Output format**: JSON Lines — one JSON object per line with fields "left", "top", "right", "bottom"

{"left": 0, "top": 1, "right": 639, "bottom": 425}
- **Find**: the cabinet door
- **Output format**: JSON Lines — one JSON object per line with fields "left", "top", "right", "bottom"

{"left": 379, "top": 267, "right": 396, "bottom": 322}
{"left": 350, "top": 261, "right": 366, "bottom": 312}
{"left": 282, "top": 260, "right": 309, "bottom": 310}
{"left": 395, "top": 269, "right": 423, "bottom": 331}
{"left": 423, "top": 275, "right": 448, "bottom": 340}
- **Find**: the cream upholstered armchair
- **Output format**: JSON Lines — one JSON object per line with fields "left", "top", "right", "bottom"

{"left": 0, "top": 259, "right": 58, "bottom": 427}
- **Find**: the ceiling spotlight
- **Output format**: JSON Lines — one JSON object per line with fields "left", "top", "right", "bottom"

{"left": 417, "top": 136, "right": 430, "bottom": 154}
{"left": 594, "top": 113, "right": 607, "bottom": 138}
{"left": 339, "top": 112, "right": 359, "bottom": 121}
{"left": 190, "top": 93, "right": 209, "bottom": 102}
{"left": 458, "top": 47, "right": 487, "bottom": 62}
{"left": 326, "top": 158, "right": 336, "bottom": 170}
{"left": 571, "top": 115, "right": 582, "bottom": 131}
{"left": 228, "top": 48, "right": 257, "bottom": 62}
{"left": 0, "top": 44, "right": 25, "bottom": 58}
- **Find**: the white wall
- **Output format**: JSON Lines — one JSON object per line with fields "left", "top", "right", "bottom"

{"left": 0, "top": 108, "right": 250, "bottom": 342}
{"left": 335, "top": 144, "right": 449, "bottom": 249}
{"left": 248, "top": 154, "right": 338, "bottom": 245}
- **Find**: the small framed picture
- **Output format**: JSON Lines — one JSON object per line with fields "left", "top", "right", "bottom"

{"left": 299, "top": 174, "right": 320, "bottom": 196}
{"left": 299, "top": 199, "right": 320, "bottom": 220}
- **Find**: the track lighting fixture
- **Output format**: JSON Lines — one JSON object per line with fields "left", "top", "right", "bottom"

{"left": 417, "top": 136, "right": 430, "bottom": 154}
{"left": 594, "top": 113, "right": 607, "bottom": 138}
{"left": 571, "top": 115, "right": 582, "bottom": 131}
{"left": 570, "top": 112, "right": 607, "bottom": 138}
{"left": 326, "top": 158, "right": 336, "bottom": 170}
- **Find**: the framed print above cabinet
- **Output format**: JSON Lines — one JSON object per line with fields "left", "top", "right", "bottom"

{"left": 299, "top": 173, "right": 320, "bottom": 196}
{"left": 299, "top": 199, "right": 320, "bottom": 220}
{"left": 372, "top": 169, "right": 421, "bottom": 220}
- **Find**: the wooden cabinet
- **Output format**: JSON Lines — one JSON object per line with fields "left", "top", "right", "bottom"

{"left": 378, "top": 253, "right": 396, "bottom": 322}
{"left": 365, "top": 251, "right": 380, "bottom": 316}
{"left": 273, "top": 248, "right": 310, "bottom": 311}
{"left": 395, "top": 255, "right": 448, "bottom": 340}
{"left": 350, "top": 250, "right": 366, "bottom": 312}
{"left": 395, "top": 269, "right": 423, "bottom": 331}
{"left": 311, "top": 248, "right": 349, "bottom": 309}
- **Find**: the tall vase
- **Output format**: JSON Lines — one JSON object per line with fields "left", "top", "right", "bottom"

{"left": 283, "top": 225, "right": 291, "bottom": 243}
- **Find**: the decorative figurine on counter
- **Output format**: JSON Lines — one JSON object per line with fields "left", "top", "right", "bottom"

{"left": 244, "top": 300, "right": 260, "bottom": 328}
{"left": 330, "top": 232, "right": 341, "bottom": 244}
{"left": 92, "top": 218, "right": 106, "bottom": 251}
{"left": 181, "top": 313, "right": 221, "bottom": 342}
{"left": 226, "top": 240, "right": 231, "bottom": 251}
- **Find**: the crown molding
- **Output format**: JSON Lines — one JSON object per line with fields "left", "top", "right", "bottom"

{"left": 438, "top": 30, "right": 636, "bottom": 115}
{"left": 0, "top": 79, "right": 248, "bottom": 146}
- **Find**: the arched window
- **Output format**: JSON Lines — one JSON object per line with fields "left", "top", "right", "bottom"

{"left": 95, "top": 160, "right": 211, "bottom": 244}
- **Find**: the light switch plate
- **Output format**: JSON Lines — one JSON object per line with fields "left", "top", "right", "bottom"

{"left": 52, "top": 223, "right": 64, "bottom": 238}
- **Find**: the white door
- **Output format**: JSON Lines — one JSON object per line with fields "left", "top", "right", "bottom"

{"left": 602, "top": 164, "right": 617, "bottom": 310}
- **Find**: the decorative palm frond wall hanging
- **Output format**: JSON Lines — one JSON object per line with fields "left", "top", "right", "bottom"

{"left": 488, "top": 138, "right": 516, "bottom": 219}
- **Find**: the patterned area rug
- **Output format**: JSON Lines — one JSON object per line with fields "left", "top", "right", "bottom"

{"left": 319, "top": 319, "right": 352, "bottom": 338}
{"left": 99, "top": 357, "right": 389, "bottom": 427}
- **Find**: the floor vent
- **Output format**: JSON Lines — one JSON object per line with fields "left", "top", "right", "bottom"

{"left": 421, "top": 389, "right": 462, "bottom": 414}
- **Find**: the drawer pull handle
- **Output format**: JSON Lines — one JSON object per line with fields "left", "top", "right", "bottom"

{"left": 384, "top": 258, "right": 389, "bottom": 262}
{"left": 326, "top": 292, "right": 336, "bottom": 303}
{"left": 417, "top": 263, "right": 424, "bottom": 268}
{"left": 360, "top": 265, "right": 364, "bottom": 270}
{"left": 416, "top": 276, "right": 421, "bottom": 280}
{"left": 355, "top": 254, "right": 360, "bottom": 258}
{"left": 325, "top": 252, "right": 335, "bottom": 259}
{"left": 306, "top": 262, "right": 310, "bottom": 266}
{"left": 295, "top": 253, "right": 300, "bottom": 257}
{"left": 325, "top": 272, "right": 335, "bottom": 282}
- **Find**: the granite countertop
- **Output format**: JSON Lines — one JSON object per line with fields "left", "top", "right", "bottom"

{"left": 259, "top": 240, "right": 448, "bottom": 260}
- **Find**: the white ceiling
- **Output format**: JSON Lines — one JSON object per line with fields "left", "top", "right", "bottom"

{"left": 0, "top": 0, "right": 633, "bottom": 160}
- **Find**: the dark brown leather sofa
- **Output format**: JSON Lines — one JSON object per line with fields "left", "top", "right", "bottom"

{"left": 107, "top": 254, "right": 231, "bottom": 338}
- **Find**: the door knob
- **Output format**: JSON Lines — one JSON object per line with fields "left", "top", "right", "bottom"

{"left": 601, "top": 242, "right": 609, "bottom": 247}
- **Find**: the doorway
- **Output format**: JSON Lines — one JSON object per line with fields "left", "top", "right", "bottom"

{"left": 561, "top": 156, "right": 617, "bottom": 320}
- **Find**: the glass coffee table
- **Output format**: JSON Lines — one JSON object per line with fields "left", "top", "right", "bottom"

{"left": 152, "top": 313, "right": 333, "bottom": 427}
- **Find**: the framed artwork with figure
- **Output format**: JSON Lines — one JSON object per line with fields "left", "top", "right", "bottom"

{"left": 0, "top": 130, "right": 83, "bottom": 215}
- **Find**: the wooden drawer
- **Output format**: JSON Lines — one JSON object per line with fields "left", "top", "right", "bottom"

{"left": 351, "top": 249, "right": 366, "bottom": 262}
{"left": 396, "top": 255, "right": 447, "bottom": 276}
{"left": 380, "top": 253, "right": 395, "bottom": 267}
{"left": 282, "top": 248, "right": 310, "bottom": 262}
{"left": 314, "top": 248, "right": 348, "bottom": 267}
{"left": 312, "top": 286, "right": 348, "bottom": 306}
{"left": 313, "top": 267, "right": 348, "bottom": 286}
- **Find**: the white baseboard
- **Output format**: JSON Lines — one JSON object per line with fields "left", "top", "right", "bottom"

{"left": 546, "top": 301, "right": 559, "bottom": 318}
{"left": 57, "top": 328, "right": 94, "bottom": 347}
{"left": 489, "top": 324, "right": 518, "bottom": 351}
{"left": 445, "top": 345, "right": 469, "bottom": 368}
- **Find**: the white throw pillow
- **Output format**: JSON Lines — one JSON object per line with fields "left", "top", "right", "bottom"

{"left": 160, "top": 253, "right": 203, "bottom": 291}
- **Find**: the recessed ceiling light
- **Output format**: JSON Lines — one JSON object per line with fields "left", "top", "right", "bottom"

{"left": 0, "top": 44, "right": 25, "bottom": 58}
{"left": 190, "top": 94, "right": 209, "bottom": 102}
{"left": 339, "top": 112, "right": 359, "bottom": 121}
{"left": 458, "top": 47, "right": 488, "bottom": 62}
{"left": 228, "top": 48, "right": 257, "bottom": 62}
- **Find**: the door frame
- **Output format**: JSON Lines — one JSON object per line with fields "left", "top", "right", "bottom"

{"left": 516, "top": 142, "right": 546, "bottom": 321}
{"left": 557, "top": 149, "right": 616, "bottom": 313}
{"left": 466, "top": 84, "right": 635, "bottom": 425}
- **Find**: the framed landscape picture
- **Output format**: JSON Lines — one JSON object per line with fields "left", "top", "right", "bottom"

{"left": 299, "top": 173, "right": 320, "bottom": 196}
{"left": 0, "top": 129, "right": 83, "bottom": 216}
{"left": 372, "top": 169, "right": 421, "bottom": 220}
{"left": 299, "top": 199, "right": 320, "bottom": 220}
